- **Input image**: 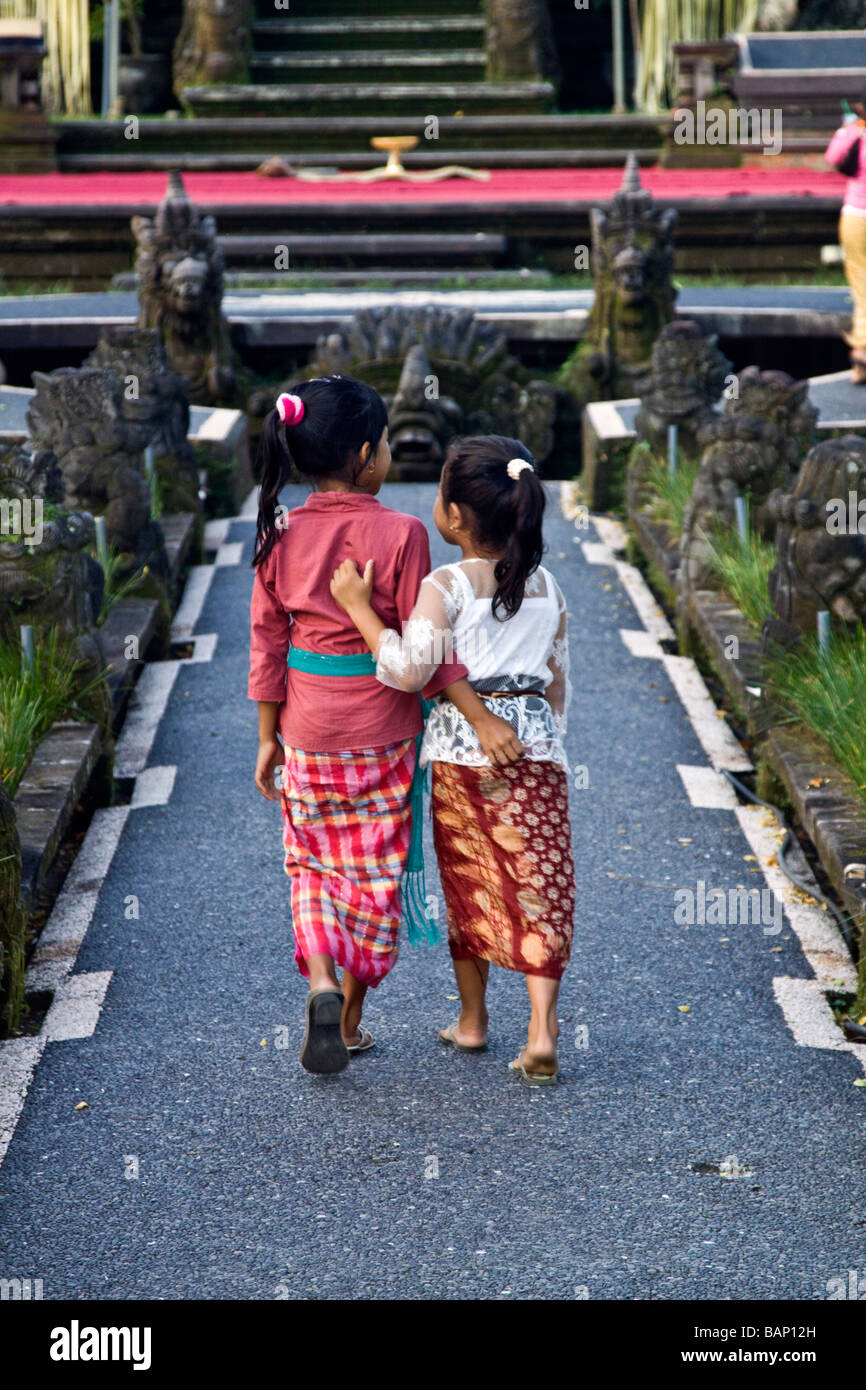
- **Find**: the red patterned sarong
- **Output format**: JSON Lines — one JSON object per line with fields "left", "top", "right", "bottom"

{"left": 432, "top": 760, "right": 575, "bottom": 979}
{"left": 280, "top": 739, "right": 415, "bottom": 987}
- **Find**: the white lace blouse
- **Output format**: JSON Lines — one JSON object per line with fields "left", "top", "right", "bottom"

{"left": 374, "top": 558, "right": 571, "bottom": 771}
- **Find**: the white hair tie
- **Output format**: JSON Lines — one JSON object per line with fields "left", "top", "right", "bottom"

{"left": 507, "top": 458, "right": 533, "bottom": 480}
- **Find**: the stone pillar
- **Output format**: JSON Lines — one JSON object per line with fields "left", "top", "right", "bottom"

{"left": 484, "top": 0, "right": 558, "bottom": 86}
{"left": 173, "top": 0, "right": 251, "bottom": 95}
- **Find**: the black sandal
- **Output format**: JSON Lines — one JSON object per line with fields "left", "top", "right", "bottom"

{"left": 300, "top": 989, "right": 348, "bottom": 1074}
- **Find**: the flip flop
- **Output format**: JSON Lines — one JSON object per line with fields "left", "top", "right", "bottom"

{"left": 509, "top": 1056, "right": 559, "bottom": 1086}
{"left": 345, "top": 1024, "right": 375, "bottom": 1054}
{"left": 439, "top": 1023, "right": 487, "bottom": 1053}
{"left": 300, "top": 989, "right": 348, "bottom": 1074}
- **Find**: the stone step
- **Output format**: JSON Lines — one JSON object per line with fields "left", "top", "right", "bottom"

{"left": 216, "top": 231, "right": 507, "bottom": 268}
{"left": 58, "top": 113, "right": 664, "bottom": 160}
{"left": 251, "top": 16, "right": 485, "bottom": 52}
{"left": 114, "top": 268, "right": 550, "bottom": 290}
{"left": 249, "top": 50, "right": 486, "bottom": 85}
{"left": 180, "top": 81, "right": 555, "bottom": 119}
{"left": 59, "top": 149, "right": 659, "bottom": 173}
{"left": 253, "top": 0, "right": 481, "bottom": 15}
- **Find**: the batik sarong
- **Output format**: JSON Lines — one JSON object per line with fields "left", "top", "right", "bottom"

{"left": 280, "top": 738, "right": 416, "bottom": 987}
{"left": 432, "top": 759, "right": 575, "bottom": 979}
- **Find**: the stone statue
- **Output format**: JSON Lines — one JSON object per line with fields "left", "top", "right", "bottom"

{"left": 679, "top": 367, "right": 817, "bottom": 593}
{"left": 484, "top": 0, "right": 558, "bottom": 85}
{"left": 132, "top": 171, "right": 237, "bottom": 407}
{"left": 559, "top": 155, "right": 678, "bottom": 418}
{"left": 0, "top": 440, "right": 110, "bottom": 721}
{"left": 257, "top": 306, "right": 558, "bottom": 479}
{"left": 764, "top": 434, "right": 866, "bottom": 649}
{"left": 386, "top": 344, "right": 463, "bottom": 474}
{"left": 635, "top": 321, "right": 731, "bottom": 460}
{"left": 0, "top": 775, "right": 24, "bottom": 1038}
{"left": 627, "top": 320, "right": 731, "bottom": 519}
{"left": 26, "top": 367, "right": 168, "bottom": 586}
{"left": 173, "top": 0, "right": 251, "bottom": 93}
{"left": 86, "top": 326, "right": 200, "bottom": 516}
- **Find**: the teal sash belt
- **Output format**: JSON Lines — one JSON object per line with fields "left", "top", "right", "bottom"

{"left": 286, "top": 645, "right": 437, "bottom": 946}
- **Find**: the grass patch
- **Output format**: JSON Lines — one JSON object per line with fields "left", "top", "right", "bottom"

{"left": 643, "top": 452, "right": 700, "bottom": 536}
{"left": 704, "top": 526, "right": 775, "bottom": 630}
{"left": 767, "top": 626, "right": 866, "bottom": 817}
{"left": 90, "top": 543, "right": 147, "bottom": 624}
{"left": 0, "top": 629, "right": 108, "bottom": 796}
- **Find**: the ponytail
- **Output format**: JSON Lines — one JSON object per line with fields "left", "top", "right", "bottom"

{"left": 251, "top": 375, "right": 388, "bottom": 568}
{"left": 440, "top": 434, "right": 546, "bottom": 620}
{"left": 493, "top": 457, "right": 545, "bottom": 619}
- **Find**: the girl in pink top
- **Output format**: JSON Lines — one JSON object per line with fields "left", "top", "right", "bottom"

{"left": 826, "top": 100, "right": 866, "bottom": 382}
{"left": 248, "top": 376, "right": 508, "bottom": 1075}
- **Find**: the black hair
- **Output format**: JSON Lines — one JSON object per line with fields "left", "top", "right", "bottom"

{"left": 252, "top": 375, "right": 388, "bottom": 567}
{"left": 440, "top": 434, "right": 545, "bottom": 620}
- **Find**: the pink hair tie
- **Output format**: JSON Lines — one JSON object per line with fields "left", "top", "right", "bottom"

{"left": 276, "top": 392, "right": 305, "bottom": 425}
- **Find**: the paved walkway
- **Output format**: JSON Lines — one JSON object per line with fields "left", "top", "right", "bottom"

{"left": 0, "top": 485, "right": 863, "bottom": 1300}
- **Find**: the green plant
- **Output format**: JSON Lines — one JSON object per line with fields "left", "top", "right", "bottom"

{"left": 637, "top": 0, "right": 761, "bottom": 112}
{"left": 704, "top": 525, "right": 775, "bottom": 630}
{"left": 643, "top": 452, "right": 700, "bottom": 535}
{"left": 767, "top": 626, "right": 866, "bottom": 817}
{"left": 0, "top": 628, "right": 108, "bottom": 796}
{"left": 90, "top": 541, "right": 146, "bottom": 623}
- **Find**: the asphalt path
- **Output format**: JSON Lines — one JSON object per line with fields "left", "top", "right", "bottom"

{"left": 0, "top": 483, "right": 863, "bottom": 1300}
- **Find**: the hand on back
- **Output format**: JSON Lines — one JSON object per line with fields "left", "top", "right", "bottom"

{"left": 330, "top": 558, "right": 375, "bottom": 613}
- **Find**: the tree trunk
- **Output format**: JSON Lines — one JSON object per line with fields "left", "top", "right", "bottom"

{"left": 484, "top": 0, "right": 558, "bottom": 86}
{"left": 173, "top": 0, "right": 251, "bottom": 95}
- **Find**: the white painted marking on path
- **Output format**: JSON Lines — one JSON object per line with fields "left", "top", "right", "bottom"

{"left": 591, "top": 514, "right": 628, "bottom": 552}
{"left": 171, "top": 565, "right": 215, "bottom": 641}
{"left": 773, "top": 978, "right": 866, "bottom": 1072}
{"left": 26, "top": 891, "right": 100, "bottom": 993}
{"left": 619, "top": 628, "right": 663, "bottom": 660}
{"left": 204, "top": 518, "right": 230, "bottom": 549}
{"left": 114, "top": 663, "right": 180, "bottom": 778}
{"left": 64, "top": 807, "right": 131, "bottom": 893}
{"left": 131, "top": 765, "right": 177, "bottom": 808}
{"left": 43, "top": 972, "right": 113, "bottom": 1043}
{"left": 661, "top": 654, "right": 752, "bottom": 773}
{"left": 581, "top": 540, "right": 615, "bottom": 566}
{"left": 677, "top": 764, "right": 739, "bottom": 810}
{"left": 215, "top": 540, "right": 243, "bottom": 567}
{"left": 0, "top": 1038, "right": 46, "bottom": 1166}
{"left": 734, "top": 804, "right": 857, "bottom": 993}
{"left": 181, "top": 632, "right": 218, "bottom": 664}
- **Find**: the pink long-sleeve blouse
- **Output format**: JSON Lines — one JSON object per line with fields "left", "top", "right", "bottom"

{"left": 825, "top": 122, "right": 866, "bottom": 215}
{"left": 248, "top": 490, "right": 468, "bottom": 753}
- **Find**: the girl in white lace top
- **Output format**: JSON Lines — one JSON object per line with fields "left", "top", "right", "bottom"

{"left": 330, "top": 434, "right": 575, "bottom": 1087}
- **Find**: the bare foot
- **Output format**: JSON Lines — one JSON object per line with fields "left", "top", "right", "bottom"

{"left": 439, "top": 1020, "right": 488, "bottom": 1049}
{"left": 513, "top": 1047, "right": 558, "bottom": 1077}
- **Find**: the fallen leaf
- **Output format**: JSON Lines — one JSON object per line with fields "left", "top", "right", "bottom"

{"left": 678, "top": 1005, "right": 691, "bottom": 1013}
{"left": 743, "top": 855, "right": 757, "bottom": 862}
{"left": 770, "top": 946, "right": 783, "bottom": 952}
{"left": 74, "top": 1102, "right": 89, "bottom": 1111}
{"left": 854, "top": 1079, "right": 866, "bottom": 1088}
{"left": 677, "top": 838, "right": 692, "bottom": 845}
{"left": 260, "top": 1038, "right": 267, "bottom": 1047}
{"left": 446, "top": 994, "right": 459, "bottom": 1001}
{"left": 807, "top": 778, "right": 827, "bottom": 788}
{"left": 764, "top": 855, "right": 778, "bottom": 869}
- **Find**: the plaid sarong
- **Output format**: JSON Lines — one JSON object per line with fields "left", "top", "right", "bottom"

{"left": 280, "top": 739, "right": 416, "bottom": 987}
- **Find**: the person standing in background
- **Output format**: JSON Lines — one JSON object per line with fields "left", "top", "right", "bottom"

{"left": 826, "top": 94, "right": 866, "bottom": 384}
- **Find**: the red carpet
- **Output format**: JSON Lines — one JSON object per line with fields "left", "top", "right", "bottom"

{"left": 0, "top": 167, "right": 848, "bottom": 206}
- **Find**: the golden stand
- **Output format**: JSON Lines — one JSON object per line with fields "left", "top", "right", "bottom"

{"left": 295, "top": 135, "right": 490, "bottom": 183}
